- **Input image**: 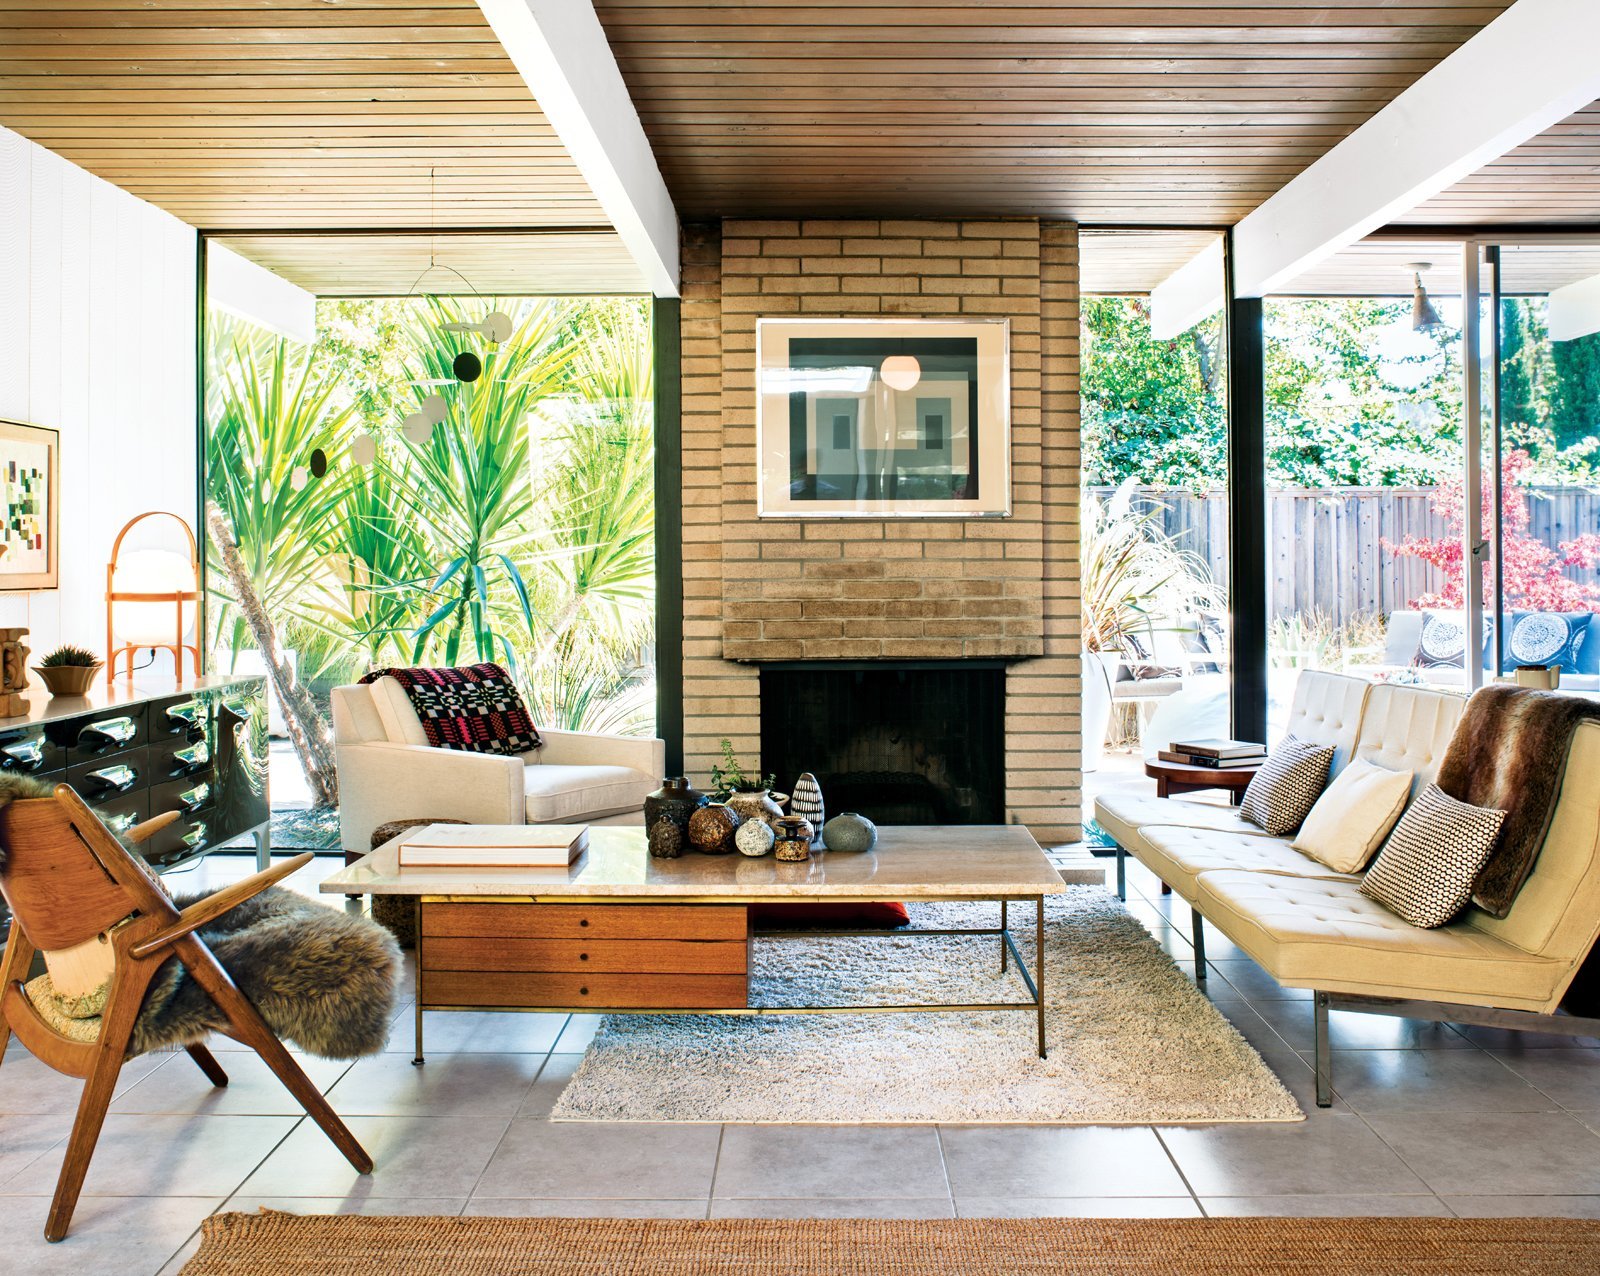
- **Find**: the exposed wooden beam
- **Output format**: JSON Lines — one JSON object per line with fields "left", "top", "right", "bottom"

{"left": 1152, "top": 0, "right": 1600, "bottom": 325}
{"left": 476, "top": 0, "right": 679, "bottom": 296}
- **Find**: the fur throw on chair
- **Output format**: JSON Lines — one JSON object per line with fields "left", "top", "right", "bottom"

{"left": 0, "top": 773, "right": 400, "bottom": 1059}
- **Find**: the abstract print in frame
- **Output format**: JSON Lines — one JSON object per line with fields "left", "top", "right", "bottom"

{"left": 0, "top": 421, "right": 59, "bottom": 591}
{"left": 756, "top": 318, "right": 1011, "bottom": 518}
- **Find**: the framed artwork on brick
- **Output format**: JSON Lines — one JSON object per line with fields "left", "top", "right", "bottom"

{"left": 0, "top": 420, "right": 59, "bottom": 591}
{"left": 755, "top": 318, "right": 1011, "bottom": 518}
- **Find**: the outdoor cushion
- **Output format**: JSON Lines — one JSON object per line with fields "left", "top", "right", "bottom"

{"left": 1505, "top": 611, "right": 1590, "bottom": 672}
{"left": 1190, "top": 869, "right": 1569, "bottom": 1012}
{"left": 1137, "top": 826, "right": 1351, "bottom": 901}
{"left": 523, "top": 763, "right": 656, "bottom": 823}
{"left": 1092, "top": 792, "right": 1264, "bottom": 859}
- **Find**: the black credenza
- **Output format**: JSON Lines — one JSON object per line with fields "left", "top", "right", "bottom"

{"left": 0, "top": 676, "right": 270, "bottom": 931}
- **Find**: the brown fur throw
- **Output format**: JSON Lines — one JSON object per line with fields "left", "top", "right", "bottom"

{"left": 1436, "top": 685, "right": 1600, "bottom": 918}
{"left": 0, "top": 775, "right": 400, "bottom": 1059}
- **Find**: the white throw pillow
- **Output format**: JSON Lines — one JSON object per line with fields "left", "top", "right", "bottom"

{"left": 1291, "top": 758, "right": 1414, "bottom": 874}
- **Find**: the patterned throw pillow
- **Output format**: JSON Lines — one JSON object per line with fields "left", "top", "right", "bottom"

{"left": 359, "top": 664, "right": 542, "bottom": 757}
{"left": 1507, "top": 612, "right": 1589, "bottom": 671}
{"left": 1238, "top": 735, "right": 1335, "bottom": 837}
{"left": 1360, "top": 784, "right": 1506, "bottom": 929}
{"left": 1415, "top": 611, "right": 1468, "bottom": 669}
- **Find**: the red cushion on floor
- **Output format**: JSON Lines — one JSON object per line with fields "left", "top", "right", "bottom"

{"left": 750, "top": 901, "right": 910, "bottom": 930}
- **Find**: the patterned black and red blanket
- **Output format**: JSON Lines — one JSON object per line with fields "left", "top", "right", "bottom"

{"left": 359, "top": 663, "right": 542, "bottom": 757}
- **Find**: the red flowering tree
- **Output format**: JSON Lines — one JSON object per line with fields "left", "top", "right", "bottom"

{"left": 1384, "top": 450, "right": 1600, "bottom": 612}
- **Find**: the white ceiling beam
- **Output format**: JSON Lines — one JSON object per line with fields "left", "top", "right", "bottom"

{"left": 1149, "top": 239, "right": 1223, "bottom": 341}
{"left": 207, "top": 241, "right": 316, "bottom": 344}
{"left": 475, "top": 0, "right": 679, "bottom": 297}
{"left": 1151, "top": 0, "right": 1600, "bottom": 329}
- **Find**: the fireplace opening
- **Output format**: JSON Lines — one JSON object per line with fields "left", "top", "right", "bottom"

{"left": 759, "top": 661, "right": 1005, "bottom": 826}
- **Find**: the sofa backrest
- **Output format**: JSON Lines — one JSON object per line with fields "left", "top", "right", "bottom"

{"left": 1282, "top": 670, "right": 1369, "bottom": 776}
{"left": 331, "top": 680, "right": 427, "bottom": 746}
{"left": 1350, "top": 681, "right": 1465, "bottom": 796}
{"left": 1467, "top": 720, "right": 1600, "bottom": 978}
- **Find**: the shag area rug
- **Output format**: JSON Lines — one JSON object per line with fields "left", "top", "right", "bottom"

{"left": 552, "top": 891, "right": 1301, "bottom": 1124}
{"left": 182, "top": 1214, "right": 1600, "bottom": 1275}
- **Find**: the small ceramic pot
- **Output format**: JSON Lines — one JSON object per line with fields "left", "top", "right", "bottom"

{"left": 725, "top": 789, "right": 785, "bottom": 828}
{"left": 687, "top": 802, "right": 741, "bottom": 855}
{"left": 33, "top": 663, "right": 102, "bottom": 697}
{"left": 735, "top": 820, "right": 776, "bottom": 857}
{"left": 644, "top": 776, "right": 709, "bottom": 833}
{"left": 647, "top": 817, "right": 685, "bottom": 859}
{"left": 822, "top": 811, "right": 878, "bottom": 853}
{"left": 773, "top": 815, "right": 815, "bottom": 862}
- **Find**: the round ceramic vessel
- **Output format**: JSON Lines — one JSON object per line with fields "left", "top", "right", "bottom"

{"left": 647, "top": 818, "right": 685, "bottom": 859}
{"left": 644, "top": 776, "right": 709, "bottom": 833}
{"left": 735, "top": 819, "right": 776, "bottom": 857}
{"left": 773, "top": 814, "right": 815, "bottom": 862}
{"left": 687, "top": 802, "right": 741, "bottom": 855}
{"left": 725, "top": 789, "right": 785, "bottom": 828}
{"left": 821, "top": 812, "right": 878, "bottom": 853}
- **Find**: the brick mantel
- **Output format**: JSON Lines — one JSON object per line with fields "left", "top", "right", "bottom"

{"left": 678, "top": 218, "right": 1082, "bottom": 842}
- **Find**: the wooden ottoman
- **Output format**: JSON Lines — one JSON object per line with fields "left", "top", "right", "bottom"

{"left": 358, "top": 818, "right": 467, "bottom": 948}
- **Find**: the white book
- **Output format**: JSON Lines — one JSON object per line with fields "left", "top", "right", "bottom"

{"left": 397, "top": 824, "right": 589, "bottom": 868}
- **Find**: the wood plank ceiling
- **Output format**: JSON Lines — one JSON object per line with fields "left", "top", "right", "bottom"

{"left": 592, "top": 0, "right": 1518, "bottom": 224}
{"left": 1410, "top": 100, "right": 1600, "bottom": 224}
{"left": 0, "top": 0, "right": 652, "bottom": 294}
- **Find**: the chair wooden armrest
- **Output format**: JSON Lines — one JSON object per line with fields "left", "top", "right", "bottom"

{"left": 124, "top": 811, "right": 181, "bottom": 846}
{"left": 128, "top": 853, "right": 313, "bottom": 960}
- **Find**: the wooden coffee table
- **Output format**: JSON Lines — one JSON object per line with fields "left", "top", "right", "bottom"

{"left": 323, "top": 824, "right": 1064, "bottom": 1061}
{"left": 1144, "top": 757, "right": 1260, "bottom": 803}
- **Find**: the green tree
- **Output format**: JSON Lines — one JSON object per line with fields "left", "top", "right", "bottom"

{"left": 1550, "top": 331, "right": 1600, "bottom": 450}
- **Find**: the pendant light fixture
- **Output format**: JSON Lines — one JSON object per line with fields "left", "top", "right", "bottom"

{"left": 1408, "top": 262, "right": 1447, "bottom": 335}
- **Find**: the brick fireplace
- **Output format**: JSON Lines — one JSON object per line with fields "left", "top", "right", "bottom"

{"left": 677, "top": 217, "right": 1082, "bottom": 844}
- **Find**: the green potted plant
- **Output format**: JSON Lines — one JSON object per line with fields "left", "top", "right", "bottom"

{"left": 708, "top": 738, "right": 784, "bottom": 827}
{"left": 34, "top": 644, "right": 104, "bottom": 697}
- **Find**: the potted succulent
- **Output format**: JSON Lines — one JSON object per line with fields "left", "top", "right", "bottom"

{"left": 34, "top": 644, "right": 104, "bottom": 697}
{"left": 708, "top": 739, "right": 785, "bottom": 827}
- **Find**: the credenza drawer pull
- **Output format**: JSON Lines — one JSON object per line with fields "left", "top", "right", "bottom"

{"left": 1, "top": 739, "right": 45, "bottom": 771}
{"left": 164, "top": 701, "right": 203, "bottom": 732}
{"left": 173, "top": 741, "right": 210, "bottom": 772}
{"left": 86, "top": 764, "right": 138, "bottom": 793}
{"left": 80, "top": 717, "right": 137, "bottom": 751}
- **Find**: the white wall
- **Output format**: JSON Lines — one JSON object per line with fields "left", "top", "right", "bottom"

{"left": 0, "top": 124, "right": 198, "bottom": 665}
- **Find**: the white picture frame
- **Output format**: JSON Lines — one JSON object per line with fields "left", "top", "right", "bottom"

{"left": 755, "top": 318, "right": 1011, "bottom": 518}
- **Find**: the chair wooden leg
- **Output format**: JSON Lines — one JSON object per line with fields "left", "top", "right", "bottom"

{"left": 0, "top": 919, "right": 37, "bottom": 1067}
{"left": 185, "top": 1043, "right": 229, "bottom": 1088}
{"left": 175, "top": 936, "right": 373, "bottom": 1174}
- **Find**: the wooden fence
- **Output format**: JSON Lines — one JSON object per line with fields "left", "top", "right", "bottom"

{"left": 1088, "top": 485, "right": 1600, "bottom": 626}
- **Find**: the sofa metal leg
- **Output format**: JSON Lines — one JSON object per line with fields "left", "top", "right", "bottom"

{"left": 1313, "top": 990, "right": 1332, "bottom": 1108}
{"left": 1191, "top": 909, "right": 1206, "bottom": 981}
{"left": 1115, "top": 845, "right": 1126, "bottom": 901}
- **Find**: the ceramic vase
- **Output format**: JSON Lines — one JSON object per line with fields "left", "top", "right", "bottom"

{"left": 789, "top": 772, "right": 825, "bottom": 843}
{"left": 647, "top": 818, "right": 685, "bottom": 859}
{"left": 735, "top": 819, "right": 776, "bottom": 857}
{"left": 725, "top": 789, "right": 785, "bottom": 829}
{"left": 774, "top": 815, "right": 815, "bottom": 862}
{"left": 688, "top": 802, "right": 741, "bottom": 855}
{"left": 644, "top": 776, "right": 709, "bottom": 833}
{"left": 822, "top": 811, "right": 878, "bottom": 852}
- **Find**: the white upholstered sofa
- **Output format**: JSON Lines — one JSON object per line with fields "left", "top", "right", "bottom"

{"left": 1095, "top": 670, "right": 1600, "bottom": 1106}
{"left": 332, "top": 677, "right": 665, "bottom": 856}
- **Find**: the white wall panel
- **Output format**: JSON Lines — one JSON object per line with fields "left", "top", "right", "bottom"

{"left": 0, "top": 124, "right": 197, "bottom": 665}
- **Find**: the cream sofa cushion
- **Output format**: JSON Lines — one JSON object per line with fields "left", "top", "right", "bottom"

{"left": 1348, "top": 682, "right": 1463, "bottom": 794}
{"left": 369, "top": 676, "right": 430, "bottom": 746}
{"left": 1138, "top": 826, "right": 1351, "bottom": 900}
{"left": 1094, "top": 793, "right": 1262, "bottom": 858}
{"left": 524, "top": 764, "right": 655, "bottom": 824}
{"left": 1280, "top": 669, "right": 1368, "bottom": 776}
{"left": 1191, "top": 869, "right": 1569, "bottom": 1012}
{"left": 1291, "top": 758, "right": 1413, "bottom": 874}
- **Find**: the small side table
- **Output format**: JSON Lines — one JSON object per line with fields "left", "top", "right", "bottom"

{"left": 1144, "top": 758, "right": 1259, "bottom": 805}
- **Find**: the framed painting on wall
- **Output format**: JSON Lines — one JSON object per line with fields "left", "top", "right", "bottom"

{"left": 756, "top": 318, "right": 1011, "bottom": 518}
{"left": 0, "top": 420, "right": 59, "bottom": 591}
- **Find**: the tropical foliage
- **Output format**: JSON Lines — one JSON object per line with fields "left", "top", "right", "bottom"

{"left": 204, "top": 295, "right": 656, "bottom": 798}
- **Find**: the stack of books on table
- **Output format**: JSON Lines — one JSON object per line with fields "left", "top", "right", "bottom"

{"left": 396, "top": 823, "right": 588, "bottom": 868}
{"left": 1158, "top": 739, "right": 1267, "bottom": 769}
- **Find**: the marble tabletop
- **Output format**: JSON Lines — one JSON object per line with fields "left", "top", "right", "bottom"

{"left": 320, "top": 824, "right": 1065, "bottom": 900}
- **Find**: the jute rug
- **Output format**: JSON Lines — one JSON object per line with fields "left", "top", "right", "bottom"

{"left": 182, "top": 1214, "right": 1600, "bottom": 1275}
{"left": 552, "top": 891, "right": 1301, "bottom": 1124}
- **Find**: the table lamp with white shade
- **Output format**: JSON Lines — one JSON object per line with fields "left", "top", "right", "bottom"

{"left": 104, "top": 511, "right": 201, "bottom": 686}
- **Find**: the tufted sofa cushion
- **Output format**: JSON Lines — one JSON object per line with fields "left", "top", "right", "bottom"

{"left": 1138, "top": 826, "right": 1355, "bottom": 899}
{"left": 1348, "top": 682, "right": 1464, "bottom": 796}
{"left": 1279, "top": 670, "right": 1368, "bottom": 776}
{"left": 1094, "top": 793, "right": 1262, "bottom": 859}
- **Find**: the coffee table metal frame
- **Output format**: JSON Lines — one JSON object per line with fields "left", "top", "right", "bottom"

{"left": 410, "top": 891, "right": 1048, "bottom": 1064}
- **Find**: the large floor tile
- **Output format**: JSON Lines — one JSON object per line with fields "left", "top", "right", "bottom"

{"left": 1451, "top": 1024, "right": 1600, "bottom": 1050}
{"left": 237, "top": 1113, "right": 512, "bottom": 1199}
{"left": 0, "top": 1048, "right": 166, "bottom": 1113}
{"left": 393, "top": 1010, "right": 566, "bottom": 1055}
{"left": 552, "top": 1015, "right": 604, "bottom": 1052}
{"left": 1159, "top": 1115, "right": 1429, "bottom": 1198}
{"left": 327, "top": 1051, "right": 543, "bottom": 1117}
{"left": 0, "top": 1112, "right": 72, "bottom": 1183}
{"left": 956, "top": 1196, "right": 1201, "bottom": 1218}
{"left": 1445, "top": 1195, "right": 1600, "bottom": 1218}
{"left": 473, "top": 1120, "right": 721, "bottom": 1200}
{"left": 1248, "top": 1000, "right": 1474, "bottom": 1051}
{"left": 1488, "top": 1048, "right": 1600, "bottom": 1109}
{"left": 516, "top": 1054, "right": 583, "bottom": 1120}
{"left": 1208, "top": 959, "right": 1310, "bottom": 1002}
{"left": 462, "top": 1197, "right": 709, "bottom": 1218}
{"left": 0, "top": 1193, "right": 220, "bottom": 1276}
{"left": 7, "top": 1114, "right": 297, "bottom": 1199}
{"left": 110, "top": 1051, "right": 354, "bottom": 1117}
{"left": 221, "top": 1196, "right": 467, "bottom": 1216}
{"left": 1325, "top": 1048, "right": 1557, "bottom": 1115}
{"left": 1365, "top": 1110, "right": 1600, "bottom": 1196}
{"left": 713, "top": 1126, "right": 948, "bottom": 1201}
{"left": 1200, "top": 1195, "right": 1453, "bottom": 1217}
{"left": 939, "top": 1125, "right": 1189, "bottom": 1198}
{"left": 709, "top": 1197, "right": 955, "bottom": 1219}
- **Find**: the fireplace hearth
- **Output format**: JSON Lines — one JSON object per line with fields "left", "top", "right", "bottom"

{"left": 759, "top": 661, "right": 1006, "bottom": 826}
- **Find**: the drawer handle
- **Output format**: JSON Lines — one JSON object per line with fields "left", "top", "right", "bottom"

{"left": 1, "top": 739, "right": 45, "bottom": 771}
{"left": 81, "top": 717, "right": 137, "bottom": 751}
{"left": 579, "top": 986, "right": 589, "bottom": 996}
{"left": 173, "top": 741, "right": 210, "bottom": 772}
{"left": 579, "top": 919, "right": 589, "bottom": 928}
{"left": 86, "top": 763, "right": 138, "bottom": 793}
{"left": 180, "top": 822, "right": 208, "bottom": 851}
{"left": 105, "top": 809, "right": 138, "bottom": 835}
{"left": 175, "top": 782, "right": 211, "bottom": 814}
{"left": 579, "top": 952, "right": 589, "bottom": 962}
{"left": 164, "top": 701, "right": 202, "bottom": 731}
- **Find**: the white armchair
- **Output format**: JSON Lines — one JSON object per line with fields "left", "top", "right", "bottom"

{"left": 331, "top": 678, "right": 665, "bottom": 855}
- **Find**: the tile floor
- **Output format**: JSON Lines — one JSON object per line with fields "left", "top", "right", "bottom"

{"left": 2, "top": 849, "right": 1598, "bottom": 1274}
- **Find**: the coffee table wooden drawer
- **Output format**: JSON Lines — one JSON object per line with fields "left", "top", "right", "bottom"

{"left": 427, "top": 969, "right": 746, "bottom": 1009}
{"left": 422, "top": 901, "right": 746, "bottom": 942}
{"left": 426, "top": 936, "right": 746, "bottom": 975}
